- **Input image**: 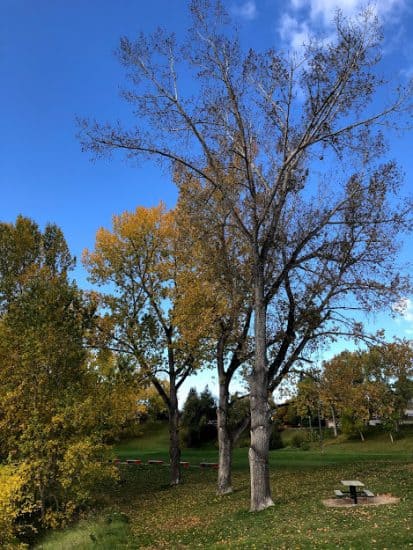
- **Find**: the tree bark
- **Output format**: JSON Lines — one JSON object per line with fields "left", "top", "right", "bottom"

{"left": 217, "top": 358, "right": 233, "bottom": 495}
{"left": 249, "top": 265, "right": 274, "bottom": 512}
{"left": 217, "top": 378, "right": 233, "bottom": 494}
{"left": 216, "top": 333, "right": 234, "bottom": 495}
{"left": 168, "top": 358, "right": 181, "bottom": 485}
{"left": 169, "top": 380, "right": 181, "bottom": 486}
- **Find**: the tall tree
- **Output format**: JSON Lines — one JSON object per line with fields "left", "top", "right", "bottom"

{"left": 79, "top": 1, "right": 412, "bottom": 510}
{"left": 0, "top": 217, "right": 117, "bottom": 535}
{"left": 83, "top": 203, "right": 205, "bottom": 485}
{"left": 0, "top": 215, "right": 73, "bottom": 312}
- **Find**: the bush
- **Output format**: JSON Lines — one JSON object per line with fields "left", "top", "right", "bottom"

{"left": 290, "top": 432, "right": 310, "bottom": 450}
{"left": 0, "top": 464, "right": 32, "bottom": 548}
{"left": 0, "top": 444, "right": 118, "bottom": 545}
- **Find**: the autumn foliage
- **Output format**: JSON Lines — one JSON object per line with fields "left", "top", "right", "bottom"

{"left": 0, "top": 218, "right": 135, "bottom": 543}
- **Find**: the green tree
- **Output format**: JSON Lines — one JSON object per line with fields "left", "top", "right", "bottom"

{"left": 0, "top": 215, "right": 73, "bottom": 311}
{"left": 181, "top": 387, "right": 217, "bottom": 447}
{"left": 295, "top": 375, "right": 320, "bottom": 435}
{"left": 357, "top": 342, "right": 413, "bottom": 440}
{"left": 321, "top": 351, "right": 373, "bottom": 440}
{"left": 0, "top": 217, "right": 117, "bottom": 539}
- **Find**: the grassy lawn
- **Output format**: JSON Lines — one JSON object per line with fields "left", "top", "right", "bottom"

{"left": 36, "top": 425, "right": 413, "bottom": 549}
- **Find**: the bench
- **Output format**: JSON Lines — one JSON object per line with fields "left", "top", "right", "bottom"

{"left": 363, "top": 489, "right": 375, "bottom": 497}
{"left": 126, "top": 459, "right": 142, "bottom": 465}
{"left": 200, "top": 462, "right": 219, "bottom": 469}
{"left": 334, "top": 490, "right": 345, "bottom": 498}
{"left": 147, "top": 459, "right": 164, "bottom": 465}
{"left": 180, "top": 461, "right": 190, "bottom": 469}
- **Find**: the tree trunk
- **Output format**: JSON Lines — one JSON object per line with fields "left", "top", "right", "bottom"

{"left": 169, "top": 381, "right": 181, "bottom": 486}
{"left": 217, "top": 375, "right": 233, "bottom": 494}
{"left": 317, "top": 402, "right": 323, "bottom": 452}
{"left": 217, "top": 414, "right": 233, "bottom": 494}
{"left": 330, "top": 406, "right": 338, "bottom": 437}
{"left": 249, "top": 266, "right": 274, "bottom": 512}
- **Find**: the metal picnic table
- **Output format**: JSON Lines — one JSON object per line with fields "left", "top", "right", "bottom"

{"left": 341, "top": 480, "right": 364, "bottom": 504}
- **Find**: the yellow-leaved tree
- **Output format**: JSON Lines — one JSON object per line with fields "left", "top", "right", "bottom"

{"left": 0, "top": 217, "right": 139, "bottom": 545}
{"left": 83, "top": 203, "right": 207, "bottom": 485}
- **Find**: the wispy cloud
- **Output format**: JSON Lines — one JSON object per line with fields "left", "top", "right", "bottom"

{"left": 232, "top": 1, "right": 258, "bottom": 21}
{"left": 278, "top": 13, "right": 311, "bottom": 49}
{"left": 296, "top": 0, "right": 405, "bottom": 24}
{"left": 278, "top": 0, "right": 407, "bottom": 51}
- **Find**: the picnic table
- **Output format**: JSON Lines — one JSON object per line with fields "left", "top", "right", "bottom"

{"left": 336, "top": 480, "right": 374, "bottom": 504}
{"left": 341, "top": 480, "right": 364, "bottom": 504}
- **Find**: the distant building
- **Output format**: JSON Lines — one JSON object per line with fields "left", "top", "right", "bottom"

{"left": 404, "top": 399, "right": 413, "bottom": 424}
{"left": 326, "top": 399, "right": 413, "bottom": 428}
{"left": 368, "top": 398, "right": 413, "bottom": 426}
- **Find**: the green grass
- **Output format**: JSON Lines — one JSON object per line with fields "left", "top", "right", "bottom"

{"left": 36, "top": 425, "right": 413, "bottom": 549}
{"left": 35, "top": 513, "right": 132, "bottom": 549}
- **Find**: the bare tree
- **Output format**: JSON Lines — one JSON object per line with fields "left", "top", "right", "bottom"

{"left": 79, "top": 1, "right": 412, "bottom": 511}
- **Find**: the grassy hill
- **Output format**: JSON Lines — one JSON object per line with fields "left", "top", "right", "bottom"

{"left": 35, "top": 423, "right": 413, "bottom": 549}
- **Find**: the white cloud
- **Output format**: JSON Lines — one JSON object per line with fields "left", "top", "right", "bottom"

{"left": 232, "top": 1, "right": 258, "bottom": 21}
{"left": 278, "top": 0, "right": 407, "bottom": 50}
{"left": 393, "top": 298, "right": 413, "bottom": 322}
{"left": 307, "top": 0, "right": 363, "bottom": 24}
{"left": 291, "top": 0, "right": 307, "bottom": 8}
{"left": 293, "top": 0, "right": 405, "bottom": 23}
{"left": 278, "top": 13, "right": 312, "bottom": 49}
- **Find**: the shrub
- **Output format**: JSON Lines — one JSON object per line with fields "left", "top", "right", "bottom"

{"left": 0, "top": 464, "right": 32, "bottom": 548}
{"left": 290, "top": 432, "right": 310, "bottom": 450}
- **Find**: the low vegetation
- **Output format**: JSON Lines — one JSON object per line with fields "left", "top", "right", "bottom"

{"left": 34, "top": 424, "right": 413, "bottom": 549}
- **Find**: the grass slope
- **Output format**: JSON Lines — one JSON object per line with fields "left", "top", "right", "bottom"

{"left": 36, "top": 425, "right": 413, "bottom": 549}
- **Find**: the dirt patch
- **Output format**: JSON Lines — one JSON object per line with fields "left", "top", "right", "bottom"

{"left": 323, "top": 494, "right": 400, "bottom": 508}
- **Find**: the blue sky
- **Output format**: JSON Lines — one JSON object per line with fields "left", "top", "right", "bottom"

{"left": 1, "top": 0, "right": 413, "bottom": 399}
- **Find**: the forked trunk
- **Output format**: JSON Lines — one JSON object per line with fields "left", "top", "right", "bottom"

{"left": 169, "top": 383, "right": 181, "bottom": 486}
{"left": 249, "top": 267, "right": 274, "bottom": 512}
